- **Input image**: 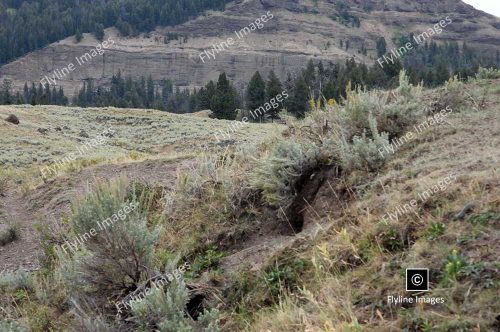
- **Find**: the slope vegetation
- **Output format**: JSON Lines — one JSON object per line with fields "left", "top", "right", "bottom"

{"left": 0, "top": 72, "right": 499, "bottom": 331}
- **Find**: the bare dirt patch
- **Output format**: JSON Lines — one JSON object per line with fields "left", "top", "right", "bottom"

{"left": 0, "top": 157, "right": 192, "bottom": 272}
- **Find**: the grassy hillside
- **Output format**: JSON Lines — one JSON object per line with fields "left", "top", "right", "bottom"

{"left": 0, "top": 71, "right": 499, "bottom": 331}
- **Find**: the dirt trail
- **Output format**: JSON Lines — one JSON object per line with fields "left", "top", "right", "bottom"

{"left": 0, "top": 157, "right": 192, "bottom": 272}
{"left": 0, "top": 188, "right": 39, "bottom": 272}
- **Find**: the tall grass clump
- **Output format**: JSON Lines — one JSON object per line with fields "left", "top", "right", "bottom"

{"left": 0, "top": 167, "right": 9, "bottom": 195}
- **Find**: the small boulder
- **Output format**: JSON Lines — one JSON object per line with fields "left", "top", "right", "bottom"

{"left": 5, "top": 114, "right": 19, "bottom": 125}
{"left": 79, "top": 129, "right": 90, "bottom": 138}
{"left": 37, "top": 128, "right": 49, "bottom": 135}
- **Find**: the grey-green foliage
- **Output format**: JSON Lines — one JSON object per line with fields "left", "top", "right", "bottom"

{"left": 342, "top": 70, "right": 423, "bottom": 140}
{"left": 130, "top": 279, "right": 219, "bottom": 332}
{"left": 0, "top": 320, "right": 28, "bottom": 332}
{"left": 378, "top": 71, "right": 423, "bottom": 137}
{"left": 475, "top": 67, "right": 500, "bottom": 79}
{"left": 340, "top": 114, "right": 389, "bottom": 171}
{"left": 74, "top": 314, "right": 119, "bottom": 332}
{"left": 59, "top": 177, "right": 160, "bottom": 307}
{"left": 0, "top": 270, "right": 32, "bottom": 292}
{"left": 248, "top": 139, "right": 320, "bottom": 208}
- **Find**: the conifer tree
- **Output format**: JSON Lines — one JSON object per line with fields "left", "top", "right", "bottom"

{"left": 266, "top": 70, "right": 283, "bottom": 121}
{"left": 288, "top": 76, "right": 309, "bottom": 118}
{"left": 246, "top": 71, "right": 266, "bottom": 110}
{"left": 211, "top": 73, "right": 239, "bottom": 120}
{"left": 376, "top": 37, "right": 387, "bottom": 57}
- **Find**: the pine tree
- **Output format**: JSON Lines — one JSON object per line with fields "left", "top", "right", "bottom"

{"left": 211, "top": 73, "right": 239, "bottom": 120}
{"left": 147, "top": 76, "right": 155, "bottom": 108}
{"left": 23, "top": 82, "right": 29, "bottom": 104}
{"left": 246, "top": 71, "right": 266, "bottom": 110}
{"left": 1, "top": 79, "right": 12, "bottom": 104}
{"left": 197, "top": 80, "right": 216, "bottom": 111}
{"left": 75, "top": 29, "right": 83, "bottom": 43}
{"left": 266, "top": 70, "right": 283, "bottom": 121}
{"left": 266, "top": 70, "right": 283, "bottom": 101}
{"left": 304, "top": 59, "right": 315, "bottom": 87}
{"left": 376, "top": 37, "right": 387, "bottom": 57}
{"left": 288, "top": 76, "right": 309, "bottom": 118}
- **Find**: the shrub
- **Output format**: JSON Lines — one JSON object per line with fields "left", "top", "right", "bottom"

{"left": 436, "top": 76, "right": 468, "bottom": 112}
{"left": 248, "top": 138, "right": 321, "bottom": 208}
{"left": 130, "top": 279, "right": 220, "bottom": 332}
{"left": 341, "top": 84, "right": 382, "bottom": 138}
{"left": 376, "top": 70, "right": 423, "bottom": 138}
{"left": 342, "top": 71, "right": 423, "bottom": 140}
{"left": 475, "top": 67, "right": 500, "bottom": 79}
{"left": 339, "top": 115, "right": 389, "bottom": 171}
{"left": 27, "top": 305, "right": 55, "bottom": 332}
{"left": 0, "top": 320, "right": 27, "bottom": 332}
{"left": 57, "top": 178, "right": 160, "bottom": 309}
{"left": 0, "top": 222, "right": 18, "bottom": 246}
{"left": 0, "top": 270, "right": 33, "bottom": 292}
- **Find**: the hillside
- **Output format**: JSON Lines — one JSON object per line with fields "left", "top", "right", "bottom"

{"left": 0, "top": 71, "right": 498, "bottom": 330}
{"left": 1, "top": 0, "right": 499, "bottom": 98}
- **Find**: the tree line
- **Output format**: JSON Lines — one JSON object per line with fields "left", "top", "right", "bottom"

{"left": 0, "top": 80, "right": 68, "bottom": 106}
{"left": 0, "top": 0, "right": 232, "bottom": 66}
{"left": 1, "top": 40, "right": 498, "bottom": 120}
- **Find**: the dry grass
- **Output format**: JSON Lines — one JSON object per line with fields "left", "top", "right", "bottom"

{"left": 0, "top": 105, "right": 280, "bottom": 169}
{"left": 242, "top": 80, "right": 500, "bottom": 331}
{"left": 1, "top": 78, "right": 498, "bottom": 331}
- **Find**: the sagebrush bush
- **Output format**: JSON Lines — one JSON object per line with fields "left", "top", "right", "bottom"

{"left": 248, "top": 138, "right": 321, "bottom": 208}
{"left": 341, "top": 84, "right": 383, "bottom": 138}
{"left": 0, "top": 320, "right": 27, "bottom": 332}
{"left": 474, "top": 67, "right": 500, "bottom": 79}
{"left": 436, "top": 76, "right": 469, "bottom": 112}
{"left": 340, "top": 71, "right": 423, "bottom": 141}
{"left": 130, "top": 279, "right": 220, "bottom": 332}
{"left": 57, "top": 177, "right": 160, "bottom": 309}
{"left": 0, "top": 269, "right": 33, "bottom": 292}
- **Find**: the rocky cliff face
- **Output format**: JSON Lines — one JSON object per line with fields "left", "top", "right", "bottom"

{"left": 1, "top": 0, "right": 499, "bottom": 98}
